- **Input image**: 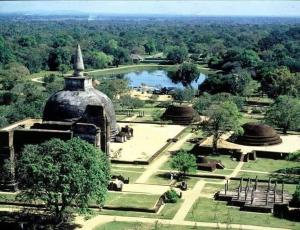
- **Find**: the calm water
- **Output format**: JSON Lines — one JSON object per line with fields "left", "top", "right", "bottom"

{"left": 116, "top": 70, "right": 206, "bottom": 89}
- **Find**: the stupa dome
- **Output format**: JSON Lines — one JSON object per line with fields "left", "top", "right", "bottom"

{"left": 234, "top": 122, "right": 282, "bottom": 146}
{"left": 162, "top": 105, "right": 199, "bottom": 125}
{"left": 43, "top": 44, "right": 117, "bottom": 135}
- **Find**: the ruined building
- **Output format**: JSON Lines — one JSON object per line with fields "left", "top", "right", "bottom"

{"left": 0, "top": 44, "right": 117, "bottom": 191}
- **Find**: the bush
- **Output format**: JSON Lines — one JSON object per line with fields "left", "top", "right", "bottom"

{"left": 290, "top": 185, "right": 300, "bottom": 207}
{"left": 285, "top": 151, "right": 300, "bottom": 162}
{"left": 164, "top": 189, "right": 180, "bottom": 203}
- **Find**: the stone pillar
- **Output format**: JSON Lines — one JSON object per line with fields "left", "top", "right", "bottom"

{"left": 0, "top": 130, "right": 18, "bottom": 191}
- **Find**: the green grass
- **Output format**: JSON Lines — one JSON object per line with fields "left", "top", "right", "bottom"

{"left": 147, "top": 172, "right": 173, "bottom": 185}
{"left": 147, "top": 172, "right": 200, "bottom": 189}
{"left": 186, "top": 197, "right": 300, "bottom": 229}
{"left": 242, "top": 158, "right": 299, "bottom": 173}
{"left": 105, "top": 193, "right": 159, "bottom": 209}
{"left": 93, "top": 221, "right": 221, "bottom": 230}
{"left": 201, "top": 183, "right": 223, "bottom": 196}
{"left": 240, "top": 113, "right": 262, "bottom": 125}
{"left": 98, "top": 200, "right": 183, "bottom": 220}
{"left": 111, "top": 169, "right": 143, "bottom": 183}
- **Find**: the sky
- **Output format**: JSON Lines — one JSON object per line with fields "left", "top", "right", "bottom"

{"left": 0, "top": 1, "right": 299, "bottom": 17}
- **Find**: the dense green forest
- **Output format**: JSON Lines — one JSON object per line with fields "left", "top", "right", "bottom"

{"left": 0, "top": 17, "right": 299, "bottom": 128}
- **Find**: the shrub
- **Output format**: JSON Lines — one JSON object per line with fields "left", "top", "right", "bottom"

{"left": 290, "top": 185, "right": 300, "bottom": 207}
{"left": 164, "top": 189, "right": 180, "bottom": 203}
{"left": 285, "top": 151, "right": 300, "bottom": 162}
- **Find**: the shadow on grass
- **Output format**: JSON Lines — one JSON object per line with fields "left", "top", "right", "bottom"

{"left": 0, "top": 210, "right": 81, "bottom": 230}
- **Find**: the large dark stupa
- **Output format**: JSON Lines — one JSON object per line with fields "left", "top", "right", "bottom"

{"left": 162, "top": 105, "right": 199, "bottom": 125}
{"left": 43, "top": 44, "right": 118, "bottom": 137}
{"left": 234, "top": 123, "right": 282, "bottom": 146}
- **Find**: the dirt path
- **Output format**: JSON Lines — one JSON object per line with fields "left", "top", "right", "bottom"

{"left": 135, "top": 133, "right": 192, "bottom": 184}
{"left": 172, "top": 180, "right": 206, "bottom": 221}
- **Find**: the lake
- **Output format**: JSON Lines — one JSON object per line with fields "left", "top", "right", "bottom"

{"left": 102, "top": 69, "right": 206, "bottom": 89}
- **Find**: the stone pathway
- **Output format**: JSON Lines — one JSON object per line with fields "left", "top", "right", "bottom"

{"left": 228, "top": 161, "right": 244, "bottom": 178}
{"left": 172, "top": 180, "right": 205, "bottom": 221}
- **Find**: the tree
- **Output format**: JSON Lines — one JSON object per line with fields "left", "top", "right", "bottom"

{"left": 85, "top": 51, "right": 113, "bottom": 69}
{"left": 119, "top": 95, "right": 145, "bottom": 109}
{"left": 0, "top": 116, "right": 8, "bottom": 128}
{"left": 173, "top": 88, "right": 195, "bottom": 104}
{"left": 228, "top": 70, "right": 259, "bottom": 97}
{"left": 166, "top": 45, "right": 188, "bottom": 64}
{"left": 0, "top": 62, "right": 30, "bottom": 90}
{"left": 265, "top": 95, "right": 300, "bottom": 134}
{"left": 144, "top": 40, "right": 156, "bottom": 55}
{"left": 170, "top": 150, "right": 197, "bottom": 178}
{"left": 16, "top": 138, "right": 110, "bottom": 225}
{"left": 168, "top": 63, "right": 200, "bottom": 87}
{"left": 291, "top": 185, "right": 300, "bottom": 207}
{"left": 199, "top": 70, "right": 258, "bottom": 97}
{"left": 96, "top": 78, "right": 129, "bottom": 100}
{"left": 202, "top": 101, "right": 242, "bottom": 154}
{"left": 48, "top": 47, "right": 72, "bottom": 71}
{"left": 0, "top": 36, "right": 15, "bottom": 65}
{"left": 238, "top": 49, "right": 261, "bottom": 68}
{"left": 261, "top": 67, "right": 300, "bottom": 98}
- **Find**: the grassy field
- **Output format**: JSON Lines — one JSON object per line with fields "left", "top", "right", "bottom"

{"left": 111, "top": 166, "right": 145, "bottom": 183}
{"left": 186, "top": 197, "right": 300, "bottom": 229}
{"left": 146, "top": 172, "right": 200, "bottom": 189}
{"left": 105, "top": 193, "right": 160, "bottom": 209}
{"left": 242, "top": 158, "right": 299, "bottom": 173}
{"left": 201, "top": 183, "right": 223, "bottom": 197}
{"left": 93, "top": 221, "right": 221, "bottom": 230}
{"left": 98, "top": 200, "right": 183, "bottom": 220}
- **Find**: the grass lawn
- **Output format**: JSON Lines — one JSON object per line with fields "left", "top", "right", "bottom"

{"left": 240, "top": 113, "right": 263, "bottom": 125}
{"left": 201, "top": 183, "right": 223, "bottom": 197}
{"left": 242, "top": 158, "right": 299, "bottom": 173}
{"left": 111, "top": 167, "right": 144, "bottom": 183}
{"left": 146, "top": 172, "right": 173, "bottom": 185}
{"left": 104, "top": 193, "right": 159, "bottom": 209}
{"left": 98, "top": 200, "right": 183, "bottom": 220}
{"left": 147, "top": 172, "right": 200, "bottom": 189}
{"left": 111, "top": 170, "right": 143, "bottom": 183}
{"left": 93, "top": 221, "right": 220, "bottom": 230}
{"left": 208, "top": 155, "right": 239, "bottom": 170}
{"left": 186, "top": 197, "right": 300, "bottom": 229}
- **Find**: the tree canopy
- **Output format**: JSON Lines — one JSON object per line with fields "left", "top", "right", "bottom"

{"left": 168, "top": 63, "right": 200, "bottom": 87}
{"left": 16, "top": 138, "right": 110, "bottom": 224}
{"left": 265, "top": 95, "right": 300, "bottom": 134}
{"left": 170, "top": 150, "right": 197, "bottom": 178}
{"left": 202, "top": 101, "right": 243, "bottom": 154}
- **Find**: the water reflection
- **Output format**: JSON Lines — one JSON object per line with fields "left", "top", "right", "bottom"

{"left": 107, "top": 70, "right": 206, "bottom": 89}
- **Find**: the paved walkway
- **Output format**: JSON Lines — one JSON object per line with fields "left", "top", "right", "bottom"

{"left": 172, "top": 180, "right": 205, "bottom": 221}
{"left": 135, "top": 133, "right": 192, "bottom": 183}
{"left": 228, "top": 161, "right": 244, "bottom": 178}
{"left": 75, "top": 214, "right": 290, "bottom": 230}
{"left": 122, "top": 183, "right": 170, "bottom": 195}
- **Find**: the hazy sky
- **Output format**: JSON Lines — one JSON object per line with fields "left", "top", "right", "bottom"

{"left": 0, "top": 1, "right": 299, "bottom": 17}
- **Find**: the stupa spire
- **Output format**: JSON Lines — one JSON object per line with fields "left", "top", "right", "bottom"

{"left": 73, "top": 44, "right": 84, "bottom": 77}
